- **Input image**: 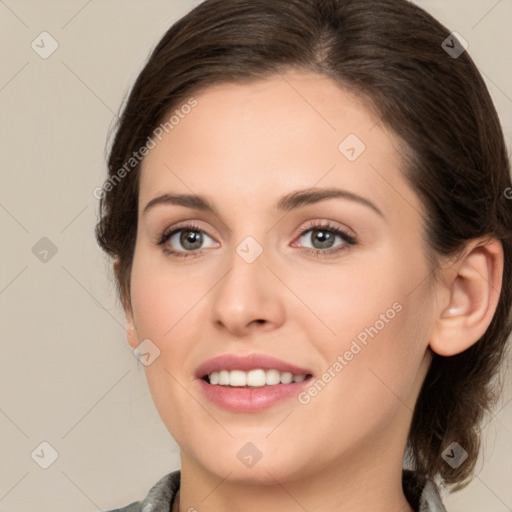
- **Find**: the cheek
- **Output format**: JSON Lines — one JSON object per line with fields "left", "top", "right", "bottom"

{"left": 129, "top": 256, "right": 204, "bottom": 441}
{"left": 289, "top": 258, "right": 410, "bottom": 353}
{"left": 130, "top": 250, "right": 206, "bottom": 339}
{"left": 301, "top": 250, "right": 432, "bottom": 406}
{"left": 323, "top": 302, "right": 430, "bottom": 427}
{"left": 129, "top": 250, "right": 209, "bottom": 401}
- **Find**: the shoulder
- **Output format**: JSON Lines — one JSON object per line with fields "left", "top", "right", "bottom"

{"left": 104, "top": 470, "right": 181, "bottom": 512}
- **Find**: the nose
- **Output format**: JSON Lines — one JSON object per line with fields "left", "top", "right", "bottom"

{"left": 211, "top": 242, "right": 286, "bottom": 337}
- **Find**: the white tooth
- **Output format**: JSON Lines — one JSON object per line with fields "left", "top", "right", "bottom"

{"left": 280, "top": 371, "right": 293, "bottom": 384}
{"left": 229, "top": 370, "right": 247, "bottom": 387}
{"left": 246, "top": 369, "right": 266, "bottom": 387}
{"left": 211, "top": 369, "right": 308, "bottom": 386}
{"left": 265, "top": 369, "right": 281, "bottom": 385}
{"left": 218, "top": 370, "right": 230, "bottom": 385}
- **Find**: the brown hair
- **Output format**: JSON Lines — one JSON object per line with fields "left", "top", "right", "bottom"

{"left": 96, "top": 0, "right": 512, "bottom": 490}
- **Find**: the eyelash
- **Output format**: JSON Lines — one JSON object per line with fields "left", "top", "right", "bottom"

{"left": 157, "top": 220, "right": 357, "bottom": 259}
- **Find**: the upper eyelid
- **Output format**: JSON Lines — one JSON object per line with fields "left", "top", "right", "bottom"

{"left": 168, "top": 222, "right": 214, "bottom": 236}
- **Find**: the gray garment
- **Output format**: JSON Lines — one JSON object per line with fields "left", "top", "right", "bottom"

{"left": 106, "top": 469, "right": 448, "bottom": 512}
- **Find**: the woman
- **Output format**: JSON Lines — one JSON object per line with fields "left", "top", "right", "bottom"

{"left": 96, "top": 0, "right": 512, "bottom": 510}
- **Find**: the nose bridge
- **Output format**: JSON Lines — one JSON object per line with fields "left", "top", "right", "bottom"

{"left": 220, "top": 232, "right": 269, "bottom": 307}
{"left": 211, "top": 230, "right": 285, "bottom": 333}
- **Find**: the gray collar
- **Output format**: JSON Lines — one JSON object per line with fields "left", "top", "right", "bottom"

{"left": 112, "top": 468, "right": 447, "bottom": 512}
{"left": 418, "top": 479, "right": 448, "bottom": 511}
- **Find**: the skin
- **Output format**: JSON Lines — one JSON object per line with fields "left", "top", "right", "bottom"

{"left": 122, "top": 71, "right": 503, "bottom": 512}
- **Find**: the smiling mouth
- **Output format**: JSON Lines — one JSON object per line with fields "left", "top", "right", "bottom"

{"left": 202, "top": 369, "right": 314, "bottom": 387}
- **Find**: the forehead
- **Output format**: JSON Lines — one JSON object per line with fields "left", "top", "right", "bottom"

{"left": 138, "top": 72, "right": 413, "bottom": 217}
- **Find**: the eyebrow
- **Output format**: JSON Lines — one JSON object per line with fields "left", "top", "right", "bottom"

{"left": 142, "top": 187, "right": 384, "bottom": 218}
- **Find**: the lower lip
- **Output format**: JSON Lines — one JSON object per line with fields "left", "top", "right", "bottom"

{"left": 197, "top": 377, "right": 312, "bottom": 412}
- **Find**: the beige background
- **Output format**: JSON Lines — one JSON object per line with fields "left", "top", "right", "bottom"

{"left": 1, "top": 1, "right": 511, "bottom": 511}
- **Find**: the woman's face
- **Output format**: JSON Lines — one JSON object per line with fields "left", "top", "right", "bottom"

{"left": 128, "top": 71, "right": 436, "bottom": 483}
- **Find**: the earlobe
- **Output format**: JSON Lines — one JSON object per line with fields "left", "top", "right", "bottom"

{"left": 126, "top": 322, "right": 139, "bottom": 349}
{"left": 124, "top": 309, "right": 140, "bottom": 349}
{"left": 429, "top": 237, "right": 504, "bottom": 357}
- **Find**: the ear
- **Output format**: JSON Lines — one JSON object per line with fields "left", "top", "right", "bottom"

{"left": 429, "top": 237, "right": 504, "bottom": 357}
{"left": 113, "top": 259, "right": 139, "bottom": 350}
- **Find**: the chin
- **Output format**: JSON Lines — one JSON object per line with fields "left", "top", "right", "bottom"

{"left": 195, "top": 450, "right": 309, "bottom": 486}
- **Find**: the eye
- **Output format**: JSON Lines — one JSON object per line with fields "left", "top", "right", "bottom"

{"left": 158, "top": 222, "right": 219, "bottom": 258}
{"left": 293, "top": 221, "right": 357, "bottom": 257}
{"left": 157, "top": 220, "right": 357, "bottom": 259}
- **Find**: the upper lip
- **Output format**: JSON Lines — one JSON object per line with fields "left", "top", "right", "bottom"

{"left": 195, "top": 353, "right": 313, "bottom": 379}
